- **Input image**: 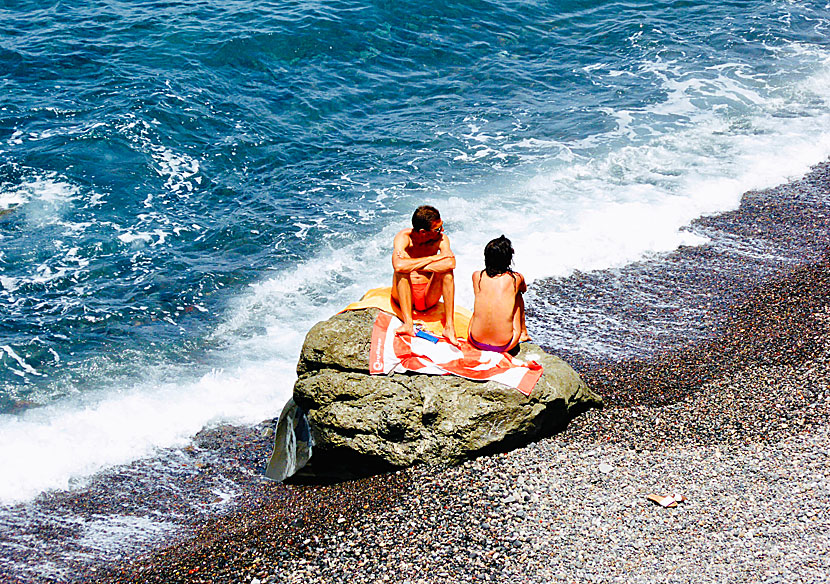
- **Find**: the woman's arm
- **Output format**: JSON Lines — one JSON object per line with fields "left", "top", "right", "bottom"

{"left": 515, "top": 272, "right": 527, "bottom": 293}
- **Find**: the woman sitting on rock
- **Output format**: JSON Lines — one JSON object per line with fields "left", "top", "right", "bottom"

{"left": 467, "top": 235, "right": 530, "bottom": 354}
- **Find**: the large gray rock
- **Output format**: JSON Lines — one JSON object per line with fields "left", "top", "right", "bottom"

{"left": 268, "top": 308, "right": 601, "bottom": 481}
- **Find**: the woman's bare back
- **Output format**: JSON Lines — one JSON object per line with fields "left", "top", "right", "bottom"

{"left": 469, "top": 270, "right": 525, "bottom": 347}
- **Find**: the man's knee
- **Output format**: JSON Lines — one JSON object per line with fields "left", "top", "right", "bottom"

{"left": 394, "top": 272, "right": 412, "bottom": 286}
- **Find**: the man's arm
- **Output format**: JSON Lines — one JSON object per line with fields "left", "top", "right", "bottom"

{"left": 420, "top": 235, "right": 456, "bottom": 273}
{"left": 391, "top": 232, "right": 455, "bottom": 273}
{"left": 420, "top": 255, "right": 455, "bottom": 272}
{"left": 393, "top": 252, "right": 441, "bottom": 273}
{"left": 392, "top": 231, "right": 439, "bottom": 273}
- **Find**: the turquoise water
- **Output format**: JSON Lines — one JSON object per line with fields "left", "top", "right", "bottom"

{"left": 2, "top": 0, "right": 830, "bottom": 509}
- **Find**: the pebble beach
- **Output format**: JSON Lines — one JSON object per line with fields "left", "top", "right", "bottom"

{"left": 73, "top": 170, "right": 830, "bottom": 584}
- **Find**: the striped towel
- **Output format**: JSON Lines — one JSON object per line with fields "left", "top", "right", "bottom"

{"left": 369, "top": 311, "right": 543, "bottom": 396}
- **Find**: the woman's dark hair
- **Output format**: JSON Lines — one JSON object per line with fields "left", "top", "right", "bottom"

{"left": 484, "top": 235, "right": 514, "bottom": 277}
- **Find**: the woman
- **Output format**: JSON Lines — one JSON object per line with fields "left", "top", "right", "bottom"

{"left": 467, "top": 235, "right": 530, "bottom": 353}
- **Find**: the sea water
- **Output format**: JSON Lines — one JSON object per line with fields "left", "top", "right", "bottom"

{"left": 2, "top": 0, "right": 830, "bottom": 574}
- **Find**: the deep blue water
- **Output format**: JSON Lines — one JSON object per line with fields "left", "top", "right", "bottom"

{"left": 2, "top": 0, "right": 830, "bottom": 575}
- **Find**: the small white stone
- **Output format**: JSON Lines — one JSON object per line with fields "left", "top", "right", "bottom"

{"left": 598, "top": 463, "right": 613, "bottom": 474}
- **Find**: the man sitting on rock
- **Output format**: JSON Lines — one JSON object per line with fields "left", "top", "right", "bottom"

{"left": 391, "top": 205, "right": 458, "bottom": 345}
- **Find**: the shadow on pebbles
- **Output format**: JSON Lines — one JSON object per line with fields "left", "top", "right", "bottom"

{"left": 98, "top": 261, "right": 830, "bottom": 584}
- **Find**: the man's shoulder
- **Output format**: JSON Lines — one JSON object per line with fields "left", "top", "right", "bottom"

{"left": 393, "top": 228, "right": 412, "bottom": 243}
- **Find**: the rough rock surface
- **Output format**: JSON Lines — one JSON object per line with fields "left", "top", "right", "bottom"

{"left": 290, "top": 308, "right": 601, "bottom": 478}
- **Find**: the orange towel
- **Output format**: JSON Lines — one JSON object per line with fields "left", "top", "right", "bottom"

{"left": 343, "top": 286, "right": 471, "bottom": 339}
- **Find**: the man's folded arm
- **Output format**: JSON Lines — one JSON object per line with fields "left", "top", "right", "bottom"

{"left": 421, "top": 254, "right": 455, "bottom": 272}
{"left": 392, "top": 253, "right": 441, "bottom": 273}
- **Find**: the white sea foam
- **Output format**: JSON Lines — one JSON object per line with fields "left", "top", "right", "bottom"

{"left": 117, "top": 231, "right": 154, "bottom": 245}
{"left": 1, "top": 346, "right": 42, "bottom": 377}
{"left": 0, "top": 277, "right": 17, "bottom": 295}
{"left": 0, "top": 175, "right": 101, "bottom": 303}
{"left": 442, "top": 44, "right": 830, "bottom": 290}
{"left": 0, "top": 188, "right": 26, "bottom": 211}
{"left": 0, "top": 174, "right": 79, "bottom": 226}
{"left": 0, "top": 361, "right": 295, "bottom": 504}
{"left": 75, "top": 514, "right": 180, "bottom": 554}
{"left": 0, "top": 224, "right": 391, "bottom": 503}
{"left": 117, "top": 115, "right": 202, "bottom": 197}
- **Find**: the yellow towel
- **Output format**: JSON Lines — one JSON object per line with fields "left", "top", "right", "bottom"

{"left": 343, "top": 286, "right": 471, "bottom": 339}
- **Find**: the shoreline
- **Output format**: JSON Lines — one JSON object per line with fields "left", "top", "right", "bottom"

{"left": 538, "top": 161, "right": 830, "bottom": 373}
{"left": 84, "top": 166, "right": 830, "bottom": 583}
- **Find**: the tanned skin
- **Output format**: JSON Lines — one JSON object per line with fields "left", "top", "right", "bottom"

{"left": 391, "top": 219, "right": 458, "bottom": 345}
{"left": 468, "top": 269, "right": 530, "bottom": 352}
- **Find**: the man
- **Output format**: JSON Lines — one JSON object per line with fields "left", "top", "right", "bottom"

{"left": 391, "top": 205, "right": 458, "bottom": 345}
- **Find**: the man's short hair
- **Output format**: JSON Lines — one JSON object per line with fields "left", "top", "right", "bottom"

{"left": 412, "top": 205, "right": 441, "bottom": 231}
